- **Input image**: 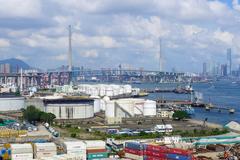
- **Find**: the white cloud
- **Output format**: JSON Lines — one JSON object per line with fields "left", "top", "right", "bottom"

{"left": 0, "top": 39, "right": 10, "bottom": 48}
{"left": 233, "top": 0, "right": 240, "bottom": 12}
{"left": 0, "top": 0, "right": 42, "bottom": 18}
{"left": 80, "top": 50, "right": 98, "bottom": 58}
{"left": 53, "top": 53, "right": 67, "bottom": 61}
{"left": 0, "top": 0, "right": 240, "bottom": 71}
{"left": 213, "top": 29, "right": 234, "bottom": 45}
{"left": 183, "top": 25, "right": 204, "bottom": 38}
{"left": 16, "top": 55, "right": 28, "bottom": 61}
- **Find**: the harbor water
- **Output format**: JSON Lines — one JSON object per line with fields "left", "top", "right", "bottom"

{"left": 132, "top": 81, "right": 240, "bottom": 125}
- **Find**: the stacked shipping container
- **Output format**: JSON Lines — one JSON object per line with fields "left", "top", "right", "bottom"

{"left": 124, "top": 142, "right": 144, "bottom": 160}
{"left": 84, "top": 140, "right": 108, "bottom": 160}
{"left": 33, "top": 143, "right": 57, "bottom": 159}
{"left": 10, "top": 143, "right": 33, "bottom": 160}
{"left": 63, "top": 141, "right": 87, "bottom": 160}
{"left": 124, "top": 142, "right": 194, "bottom": 160}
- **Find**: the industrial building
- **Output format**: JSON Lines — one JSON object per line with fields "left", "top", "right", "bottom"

{"left": 104, "top": 98, "right": 157, "bottom": 124}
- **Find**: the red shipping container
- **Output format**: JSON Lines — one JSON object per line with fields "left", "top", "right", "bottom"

{"left": 87, "top": 149, "right": 107, "bottom": 153}
{"left": 146, "top": 145, "right": 169, "bottom": 153}
{"left": 144, "top": 150, "right": 167, "bottom": 158}
{"left": 168, "top": 148, "right": 192, "bottom": 156}
{"left": 144, "top": 156, "right": 168, "bottom": 160}
{"left": 124, "top": 148, "right": 144, "bottom": 156}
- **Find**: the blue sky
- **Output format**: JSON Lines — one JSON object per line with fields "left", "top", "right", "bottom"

{"left": 0, "top": 0, "right": 240, "bottom": 72}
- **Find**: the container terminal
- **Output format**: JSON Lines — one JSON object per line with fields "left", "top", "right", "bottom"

{"left": 0, "top": 83, "right": 238, "bottom": 159}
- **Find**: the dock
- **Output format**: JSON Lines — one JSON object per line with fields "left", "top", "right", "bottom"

{"left": 143, "top": 88, "right": 193, "bottom": 94}
{"left": 156, "top": 99, "right": 235, "bottom": 114}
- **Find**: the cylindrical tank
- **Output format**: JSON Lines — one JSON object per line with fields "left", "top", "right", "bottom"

{"left": 93, "top": 98, "right": 101, "bottom": 113}
{"left": 133, "top": 99, "right": 145, "bottom": 115}
{"left": 143, "top": 100, "right": 156, "bottom": 116}
{"left": 0, "top": 97, "right": 25, "bottom": 111}
{"left": 105, "top": 101, "right": 115, "bottom": 118}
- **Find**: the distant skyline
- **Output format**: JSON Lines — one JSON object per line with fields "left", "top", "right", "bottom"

{"left": 0, "top": 0, "right": 240, "bottom": 72}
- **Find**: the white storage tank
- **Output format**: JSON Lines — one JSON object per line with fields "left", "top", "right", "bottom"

{"left": 105, "top": 101, "right": 115, "bottom": 118}
{"left": 44, "top": 98, "right": 94, "bottom": 119}
{"left": 143, "top": 100, "right": 157, "bottom": 116}
{"left": 133, "top": 99, "right": 145, "bottom": 115}
{"left": 33, "top": 142, "right": 57, "bottom": 159}
{"left": 0, "top": 96, "right": 25, "bottom": 111}
{"left": 115, "top": 99, "right": 135, "bottom": 117}
{"left": 105, "top": 87, "right": 114, "bottom": 97}
{"left": 10, "top": 143, "right": 33, "bottom": 160}
{"left": 93, "top": 97, "right": 101, "bottom": 113}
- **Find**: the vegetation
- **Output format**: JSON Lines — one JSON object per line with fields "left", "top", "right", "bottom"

{"left": 172, "top": 128, "right": 229, "bottom": 137}
{"left": 173, "top": 110, "right": 190, "bottom": 120}
{"left": 53, "top": 122, "right": 229, "bottom": 140}
{"left": 14, "top": 89, "right": 21, "bottom": 96}
{"left": 0, "top": 118, "right": 3, "bottom": 124}
{"left": 23, "top": 105, "right": 56, "bottom": 124}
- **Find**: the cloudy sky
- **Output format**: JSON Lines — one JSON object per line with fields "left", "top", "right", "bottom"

{"left": 0, "top": 0, "right": 240, "bottom": 72}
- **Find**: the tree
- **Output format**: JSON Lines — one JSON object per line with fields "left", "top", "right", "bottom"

{"left": 23, "top": 105, "right": 41, "bottom": 122}
{"left": 23, "top": 105, "right": 56, "bottom": 124}
{"left": 173, "top": 110, "right": 190, "bottom": 120}
{"left": 0, "top": 118, "right": 4, "bottom": 124}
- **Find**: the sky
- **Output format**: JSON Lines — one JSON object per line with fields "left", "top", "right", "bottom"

{"left": 0, "top": 0, "right": 240, "bottom": 72}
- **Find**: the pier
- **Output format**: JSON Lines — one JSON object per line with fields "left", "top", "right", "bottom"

{"left": 156, "top": 99, "right": 235, "bottom": 114}
{"left": 143, "top": 87, "right": 193, "bottom": 94}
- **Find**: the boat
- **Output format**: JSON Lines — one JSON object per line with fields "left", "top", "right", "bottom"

{"left": 183, "top": 105, "right": 195, "bottom": 115}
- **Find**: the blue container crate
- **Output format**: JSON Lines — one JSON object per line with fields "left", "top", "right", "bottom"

{"left": 167, "top": 154, "right": 192, "bottom": 160}
{"left": 125, "top": 142, "right": 143, "bottom": 150}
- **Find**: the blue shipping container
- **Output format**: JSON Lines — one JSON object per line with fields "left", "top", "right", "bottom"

{"left": 125, "top": 142, "right": 144, "bottom": 150}
{"left": 167, "top": 154, "right": 192, "bottom": 160}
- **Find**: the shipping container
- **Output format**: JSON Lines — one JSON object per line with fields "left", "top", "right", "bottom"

{"left": 168, "top": 148, "right": 192, "bottom": 156}
{"left": 124, "top": 148, "right": 143, "bottom": 156}
{"left": 87, "top": 148, "right": 107, "bottom": 153}
{"left": 125, "top": 152, "right": 143, "bottom": 160}
{"left": 144, "top": 150, "right": 167, "bottom": 158}
{"left": 144, "top": 155, "right": 168, "bottom": 160}
{"left": 34, "top": 142, "right": 57, "bottom": 152}
{"left": 125, "top": 142, "right": 144, "bottom": 150}
{"left": 167, "top": 153, "right": 192, "bottom": 160}
{"left": 11, "top": 153, "right": 33, "bottom": 160}
{"left": 144, "top": 145, "right": 168, "bottom": 153}
{"left": 63, "top": 141, "right": 86, "bottom": 151}
{"left": 10, "top": 143, "right": 33, "bottom": 154}
{"left": 87, "top": 152, "right": 108, "bottom": 159}
{"left": 84, "top": 140, "right": 106, "bottom": 149}
{"left": 34, "top": 151, "right": 57, "bottom": 159}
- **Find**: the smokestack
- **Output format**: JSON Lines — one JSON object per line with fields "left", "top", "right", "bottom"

{"left": 68, "top": 25, "right": 72, "bottom": 72}
{"left": 159, "top": 38, "right": 163, "bottom": 72}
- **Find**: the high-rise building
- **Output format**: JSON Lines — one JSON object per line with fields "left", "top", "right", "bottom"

{"left": 0, "top": 63, "right": 10, "bottom": 73}
{"left": 202, "top": 62, "right": 207, "bottom": 76}
{"left": 221, "top": 64, "right": 228, "bottom": 77}
{"left": 227, "top": 48, "right": 232, "bottom": 75}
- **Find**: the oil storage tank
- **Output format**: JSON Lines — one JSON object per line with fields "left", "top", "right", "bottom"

{"left": 44, "top": 98, "right": 94, "bottom": 119}
{"left": 143, "top": 100, "right": 156, "bottom": 116}
{"left": 0, "top": 95, "right": 24, "bottom": 111}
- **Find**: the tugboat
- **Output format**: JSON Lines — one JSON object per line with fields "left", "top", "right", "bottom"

{"left": 173, "top": 83, "right": 194, "bottom": 94}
